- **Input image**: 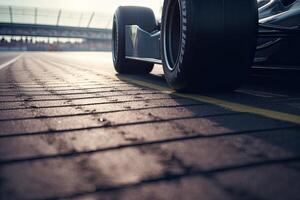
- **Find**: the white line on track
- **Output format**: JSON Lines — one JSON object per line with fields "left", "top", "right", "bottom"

{"left": 0, "top": 54, "right": 23, "bottom": 71}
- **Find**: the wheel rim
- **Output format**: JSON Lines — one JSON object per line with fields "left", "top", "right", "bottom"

{"left": 163, "top": 0, "right": 182, "bottom": 71}
{"left": 112, "top": 18, "right": 117, "bottom": 63}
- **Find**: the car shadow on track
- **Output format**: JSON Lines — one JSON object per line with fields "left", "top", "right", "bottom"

{"left": 249, "top": 67, "right": 300, "bottom": 93}
{"left": 116, "top": 68, "right": 300, "bottom": 117}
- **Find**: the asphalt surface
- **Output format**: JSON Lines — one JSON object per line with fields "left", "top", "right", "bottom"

{"left": 0, "top": 52, "right": 300, "bottom": 200}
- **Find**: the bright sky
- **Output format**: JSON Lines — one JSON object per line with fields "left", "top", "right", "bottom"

{"left": 0, "top": 0, "right": 163, "bottom": 16}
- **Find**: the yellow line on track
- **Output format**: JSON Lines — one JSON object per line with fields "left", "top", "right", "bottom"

{"left": 106, "top": 73, "right": 300, "bottom": 125}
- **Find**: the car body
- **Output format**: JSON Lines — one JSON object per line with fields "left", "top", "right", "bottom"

{"left": 113, "top": 0, "right": 300, "bottom": 92}
{"left": 256, "top": 0, "right": 300, "bottom": 68}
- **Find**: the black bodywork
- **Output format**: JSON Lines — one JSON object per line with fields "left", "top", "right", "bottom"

{"left": 256, "top": 0, "right": 300, "bottom": 67}
{"left": 125, "top": 0, "right": 300, "bottom": 68}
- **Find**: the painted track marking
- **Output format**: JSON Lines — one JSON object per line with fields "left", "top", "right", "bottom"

{"left": 0, "top": 54, "right": 23, "bottom": 71}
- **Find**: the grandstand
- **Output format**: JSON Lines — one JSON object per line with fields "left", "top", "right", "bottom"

{"left": 0, "top": 5, "right": 112, "bottom": 51}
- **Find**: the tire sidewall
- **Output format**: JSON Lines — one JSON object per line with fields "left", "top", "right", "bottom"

{"left": 161, "top": 0, "right": 193, "bottom": 91}
{"left": 112, "top": 9, "right": 126, "bottom": 73}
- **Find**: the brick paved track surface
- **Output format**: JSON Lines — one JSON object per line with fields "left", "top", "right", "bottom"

{"left": 1, "top": 52, "right": 300, "bottom": 200}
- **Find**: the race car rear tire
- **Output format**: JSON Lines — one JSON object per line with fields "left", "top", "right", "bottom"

{"left": 161, "top": 0, "right": 258, "bottom": 92}
{"left": 112, "top": 6, "right": 155, "bottom": 74}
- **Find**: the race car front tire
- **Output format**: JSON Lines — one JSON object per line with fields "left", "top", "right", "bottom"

{"left": 161, "top": 0, "right": 258, "bottom": 92}
{"left": 112, "top": 6, "right": 156, "bottom": 74}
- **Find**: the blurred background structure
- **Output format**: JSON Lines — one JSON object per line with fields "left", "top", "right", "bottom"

{"left": 0, "top": 6, "right": 112, "bottom": 51}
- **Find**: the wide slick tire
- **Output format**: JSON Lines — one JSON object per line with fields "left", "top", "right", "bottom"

{"left": 112, "top": 6, "right": 156, "bottom": 74}
{"left": 161, "top": 0, "right": 258, "bottom": 92}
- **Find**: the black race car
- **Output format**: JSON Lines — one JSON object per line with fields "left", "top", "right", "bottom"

{"left": 112, "top": 0, "right": 300, "bottom": 92}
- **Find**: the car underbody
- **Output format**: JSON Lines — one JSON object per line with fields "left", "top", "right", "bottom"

{"left": 256, "top": 0, "right": 300, "bottom": 67}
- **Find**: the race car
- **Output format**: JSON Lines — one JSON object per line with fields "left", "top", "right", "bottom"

{"left": 112, "top": 0, "right": 300, "bottom": 92}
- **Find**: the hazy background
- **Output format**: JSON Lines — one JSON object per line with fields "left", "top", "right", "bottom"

{"left": 0, "top": 0, "right": 163, "bottom": 51}
{"left": 0, "top": 0, "right": 163, "bottom": 16}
